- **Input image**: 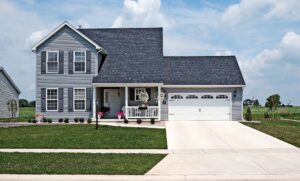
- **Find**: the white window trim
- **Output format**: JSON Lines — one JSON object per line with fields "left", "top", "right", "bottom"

{"left": 46, "top": 51, "right": 59, "bottom": 73}
{"left": 73, "top": 51, "right": 86, "bottom": 73}
{"left": 46, "top": 88, "right": 58, "bottom": 112}
{"left": 134, "top": 88, "right": 146, "bottom": 101}
{"left": 73, "top": 88, "right": 86, "bottom": 111}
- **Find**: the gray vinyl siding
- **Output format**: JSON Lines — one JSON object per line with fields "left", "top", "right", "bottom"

{"left": 160, "top": 87, "right": 243, "bottom": 121}
{"left": 35, "top": 26, "right": 97, "bottom": 120}
{"left": 0, "top": 72, "right": 19, "bottom": 118}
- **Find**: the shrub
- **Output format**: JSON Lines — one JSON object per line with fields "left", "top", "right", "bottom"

{"left": 245, "top": 107, "right": 252, "bottom": 121}
{"left": 79, "top": 118, "right": 85, "bottom": 123}
{"left": 137, "top": 119, "right": 142, "bottom": 124}
{"left": 27, "top": 119, "right": 32, "bottom": 123}
{"left": 42, "top": 117, "right": 47, "bottom": 123}
{"left": 124, "top": 118, "right": 128, "bottom": 124}
{"left": 58, "top": 118, "right": 63, "bottom": 123}
{"left": 264, "top": 111, "right": 270, "bottom": 119}
{"left": 150, "top": 118, "right": 155, "bottom": 124}
{"left": 47, "top": 118, "right": 52, "bottom": 123}
{"left": 87, "top": 118, "right": 92, "bottom": 124}
{"left": 74, "top": 118, "right": 79, "bottom": 123}
{"left": 279, "top": 109, "right": 290, "bottom": 118}
{"left": 64, "top": 118, "right": 69, "bottom": 123}
{"left": 32, "top": 120, "right": 37, "bottom": 123}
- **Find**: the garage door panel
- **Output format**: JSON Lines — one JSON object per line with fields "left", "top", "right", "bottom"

{"left": 168, "top": 93, "right": 231, "bottom": 121}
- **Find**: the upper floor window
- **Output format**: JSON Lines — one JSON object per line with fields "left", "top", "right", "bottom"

{"left": 171, "top": 95, "right": 183, "bottom": 99}
{"left": 74, "top": 51, "right": 86, "bottom": 73}
{"left": 135, "top": 88, "right": 146, "bottom": 101}
{"left": 74, "top": 88, "right": 86, "bottom": 111}
{"left": 47, "top": 51, "right": 58, "bottom": 73}
{"left": 186, "top": 95, "right": 198, "bottom": 99}
{"left": 46, "top": 88, "right": 58, "bottom": 111}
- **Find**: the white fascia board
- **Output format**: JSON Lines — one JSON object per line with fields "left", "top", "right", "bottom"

{"left": 31, "top": 21, "right": 104, "bottom": 53}
{"left": 93, "top": 83, "right": 164, "bottom": 87}
{"left": 162, "top": 85, "right": 246, "bottom": 88}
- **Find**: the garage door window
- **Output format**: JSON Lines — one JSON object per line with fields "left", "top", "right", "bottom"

{"left": 171, "top": 95, "right": 183, "bottom": 99}
{"left": 216, "top": 95, "right": 228, "bottom": 99}
{"left": 186, "top": 95, "right": 198, "bottom": 99}
{"left": 201, "top": 95, "right": 213, "bottom": 99}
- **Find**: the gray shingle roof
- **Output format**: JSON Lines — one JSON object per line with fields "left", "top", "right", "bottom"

{"left": 79, "top": 28, "right": 245, "bottom": 86}
{"left": 163, "top": 56, "right": 245, "bottom": 85}
{"left": 79, "top": 28, "right": 163, "bottom": 83}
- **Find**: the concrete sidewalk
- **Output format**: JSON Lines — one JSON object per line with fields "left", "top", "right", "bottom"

{"left": 1, "top": 174, "right": 300, "bottom": 181}
{"left": 0, "top": 149, "right": 168, "bottom": 154}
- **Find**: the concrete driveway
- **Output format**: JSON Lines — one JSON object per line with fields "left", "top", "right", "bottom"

{"left": 147, "top": 121, "right": 300, "bottom": 179}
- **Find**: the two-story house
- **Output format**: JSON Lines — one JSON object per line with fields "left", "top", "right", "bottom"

{"left": 32, "top": 21, "right": 245, "bottom": 121}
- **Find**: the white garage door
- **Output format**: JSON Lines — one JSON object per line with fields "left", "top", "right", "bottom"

{"left": 168, "top": 93, "right": 231, "bottom": 121}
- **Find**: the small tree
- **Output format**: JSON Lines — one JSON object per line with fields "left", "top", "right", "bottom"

{"left": 19, "top": 99, "right": 29, "bottom": 107}
{"left": 266, "top": 94, "right": 281, "bottom": 118}
{"left": 245, "top": 107, "right": 252, "bottom": 121}
{"left": 7, "top": 99, "right": 18, "bottom": 118}
{"left": 253, "top": 99, "right": 260, "bottom": 107}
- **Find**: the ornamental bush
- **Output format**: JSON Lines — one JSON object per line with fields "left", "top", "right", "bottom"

{"left": 245, "top": 107, "right": 252, "bottom": 121}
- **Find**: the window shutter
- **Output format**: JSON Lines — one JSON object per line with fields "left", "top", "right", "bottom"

{"left": 68, "top": 88, "right": 73, "bottom": 112}
{"left": 68, "top": 51, "right": 73, "bottom": 74}
{"left": 129, "top": 88, "right": 135, "bottom": 101}
{"left": 58, "top": 88, "right": 64, "bottom": 112}
{"left": 41, "top": 51, "right": 46, "bottom": 74}
{"left": 86, "top": 88, "right": 92, "bottom": 112}
{"left": 86, "top": 50, "right": 91, "bottom": 74}
{"left": 146, "top": 88, "right": 151, "bottom": 101}
{"left": 41, "top": 88, "right": 46, "bottom": 112}
{"left": 59, "top": 51, "right": 64, "bottom": 74}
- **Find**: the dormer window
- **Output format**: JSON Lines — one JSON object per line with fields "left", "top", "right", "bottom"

{"left": 46, "top": 51, "right": 58, "bottom": 73}
{"left": 74, "top": 51, "right": 86, "bottom": 73}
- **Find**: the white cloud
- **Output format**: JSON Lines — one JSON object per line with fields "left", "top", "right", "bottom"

{"left": 76, "top": 18, "right": 91, "bottom": 28}
{"left": 221, "top": 0, "right": 300, "bottom": 26}
{"left": 215, "top": 50, "right": 233, "bottom": 56}
{"left": 25, "top": 29, "right": 49, "bottom": 49}
{"left": 112, "top": 0, "right": 170, "bottom": 28}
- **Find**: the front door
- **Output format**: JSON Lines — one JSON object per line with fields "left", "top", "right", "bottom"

{"left": 103, "top": 89, "right": 121, "bottom": 117}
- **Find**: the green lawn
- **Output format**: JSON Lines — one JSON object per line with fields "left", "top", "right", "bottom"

{"left": 243, "top": 119, "right": 300, "bottom": 148}
{"left": 0, "top": 125, "right": 167, "bottom": 149}
{"left": 243, "top": 106, "right": 300, "bottom": 120}
{"left": 0, "top": 152, "right": 166, "bottom": 175}
{"left": 0, "top": 107, "right": 35, "bottom": 122}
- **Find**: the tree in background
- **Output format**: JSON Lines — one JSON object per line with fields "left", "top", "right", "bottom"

{"left": 243, "top": 99, "right": 253, "bottom": 106}
{"left": 29, "top": 101, "right": 35, "bottom": 107}
{"left": 266, "top": 94, "right": 281, "bottom": 118}
{"left": 253, "top": 99, "right": 260, "bottom": 107}
{"left": 19, "top": 99, "right": 29, "bottom": 107}
{"left": 7, "top": 99, "right": 18, "bottom": 118}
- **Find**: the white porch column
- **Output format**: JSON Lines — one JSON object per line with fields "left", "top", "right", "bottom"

{"left": 92, "top": 85, "right": 96, "bottom": 120}
{"left": 125, "top": 86, "right": 128, "bottom": 118}
{"left": 158, "top": 86, "right": 161, "bottom": 121}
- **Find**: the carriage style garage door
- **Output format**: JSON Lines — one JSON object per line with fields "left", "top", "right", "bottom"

{"left": 168, "top": 93, "right": 232, "bottom": 121}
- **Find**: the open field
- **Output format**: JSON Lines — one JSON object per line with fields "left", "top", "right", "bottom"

{"left": 0, "top": 107, "right": 35, "bottom": 122}
{"left": 0, "top": 152, "right": 166, "bottom": 175}
{"left": 0, "top": 125, "right": 167, "bottom": 149}
{"left": 243, "top": 106, "right": 300, "bottom": 120}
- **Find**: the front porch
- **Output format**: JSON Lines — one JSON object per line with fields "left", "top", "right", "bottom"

{"left": 92, "top": 84, "right": 162, "bottom": 121}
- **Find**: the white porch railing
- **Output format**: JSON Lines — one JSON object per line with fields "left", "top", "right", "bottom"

{"left": 123, "top": 106, "right": 159, "bottom": 118}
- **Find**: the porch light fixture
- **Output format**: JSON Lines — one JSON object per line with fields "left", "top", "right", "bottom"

{"left": 233, "top": 90, "right": 237, "bottom": 98}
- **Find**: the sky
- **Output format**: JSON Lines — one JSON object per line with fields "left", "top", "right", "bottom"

{"left": 0, "top": 0, "right": 300, "bottom": 105}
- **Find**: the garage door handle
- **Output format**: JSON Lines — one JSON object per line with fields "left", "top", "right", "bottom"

{"left": 199, "top": 108, "right": 201, "bottom": 112}
{"left": 169, "top": 113, "right": 175, "bottom": 115}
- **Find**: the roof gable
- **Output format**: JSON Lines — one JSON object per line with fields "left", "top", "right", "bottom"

{"left": 0, "top": 67, "right": 21, "bottom": 94}
{"left": 31, "top": 21, "right": 106, "bottom": 53}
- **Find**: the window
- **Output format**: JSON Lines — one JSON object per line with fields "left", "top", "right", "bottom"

{"left": 47, "top": 51, "right": 58, "bottom": 73}
{"left": 216, "top": 95, "right": 228, "bottom": 99}
{"left": 171, "top": 95, "right": 183, "bottom": 99}
{"left": 201, "top": 95, "right": 213, "bottom": 99}
{"left": 135, "top": 88, "right": 146, "bottom": 101}
{"left": 74, "top": 51, "right": 86, "bottom": 73}
{"left": 46, "top": 88, "right": 58, "bottom": 111}
{"left": 186, "top": 95, "right": 198, "bottom": 99}
{"left": 74, "top": 88, "right": 86, "bottom": 111}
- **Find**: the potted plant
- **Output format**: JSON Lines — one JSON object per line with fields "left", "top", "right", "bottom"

{"left": 97, "top": 112, "right": 104, "bottom": 119}
{"left": 138, "top": 90, "right": 149, "bottom": 110}
{"left": 116, "top": 112, "right": 124, "bottom": 120}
